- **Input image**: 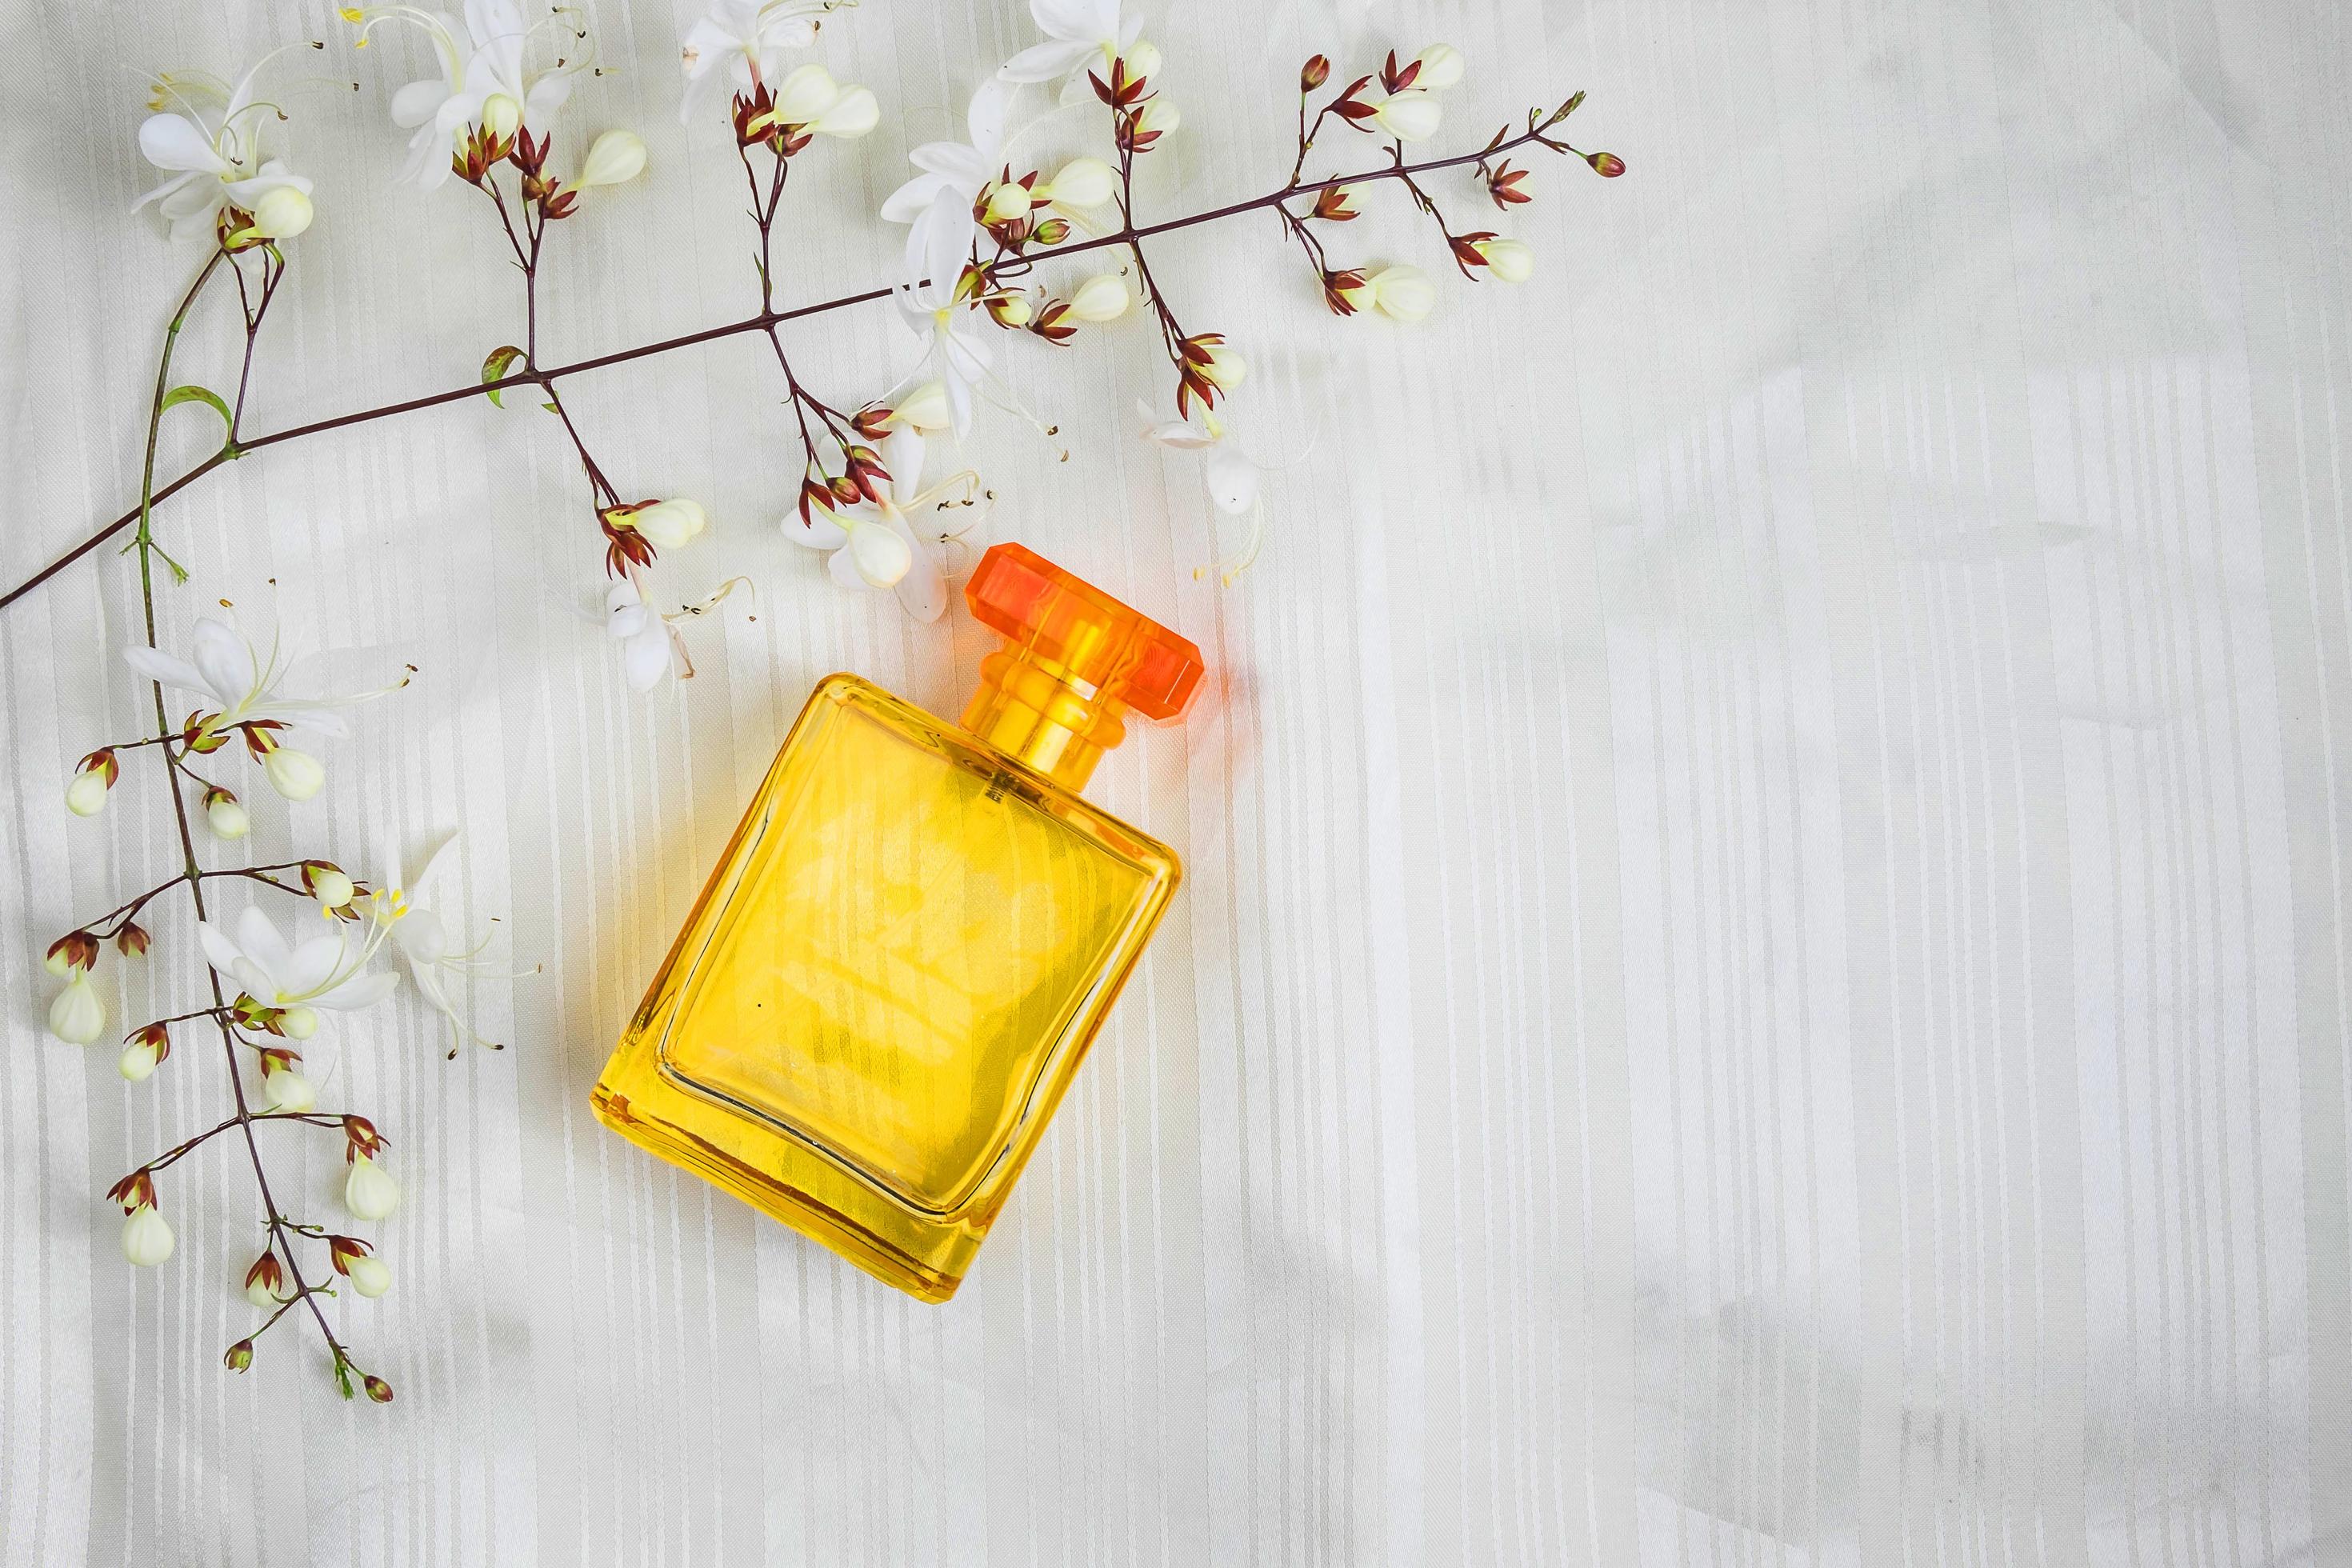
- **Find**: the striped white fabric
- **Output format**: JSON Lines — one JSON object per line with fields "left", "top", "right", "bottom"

{"left": 3, "top": 0, "right": 2348, "bottom": 1562}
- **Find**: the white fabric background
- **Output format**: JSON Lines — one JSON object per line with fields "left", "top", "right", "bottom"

{"left": 2, "top": 0, "right": 2349, "bottom": 1562}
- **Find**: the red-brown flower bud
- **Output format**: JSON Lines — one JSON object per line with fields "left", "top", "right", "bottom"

{"left": 225, "top": 1339, "right": 254, "bottom": 1372}
{"left": 47, "top": 930, "right": 100, "bottom": 974}
{"left": 1586, "top": 150, "right": 1626, "bottom": 178}
{"left": 1301, "top": 54, "right": 1330, "bottom": 92}
{"left": 114, "top": 922, "right": 151, "bottom": 958}
{"left": 364, "top": 1374, "right": 395, "bottom": 1404}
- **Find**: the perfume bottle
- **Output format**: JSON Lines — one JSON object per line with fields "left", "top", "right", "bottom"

{"left": 592, "top": 542, "right": 1203, "bottom": 1302}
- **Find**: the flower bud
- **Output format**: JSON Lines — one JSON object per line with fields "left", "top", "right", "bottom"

{"left": 250, "top": 186, "right": 314, "bottom": 239}
{"left": 1134, "top": 98, "right": 1182, "bottom": 139}
{"left": 66, "top": 766, "right": 112, "bottom": 818}
{"left": 846, "top": 521, "right": 914, "bottom": 588}
{"left": 479, "top": 93, "right": 521, "bottom": 142}
{"left": 1042, "top": 155, "right": 1115, "bottom": 209}
{"left": 1368, "top": 264, "right": 1437, "bottom": 322}
{"left": 1586, "top": 150, "right": 1626, "bottom": 178}
{"left": 1370, "top": 90, "right": 1441, "bottom": 142}
{"left": 121, "top": 1204, "right": 174, "bottom": 1267}
{"left": 574, "top": 128, "right": 648, "bottom": 188}
{"left": 1069, "top": 274, "right": 1131, "bottom": 322}
{"left": 204, "top": 787, "right": 250, "bottom": 841}
{"left": 1301, "top": 54, "right": 1331, "bottom": 91}
{"left": 813, "top": 86, "right": 878, "bottom": 138}
{"left": 263, "top": 746, "right": 325, "bottom": 802}
{"left": 45, "top": 931, "right": 97, "bottom": 975}
{"left": 630, "top": 498, "right": 709, "bottom": 551}
{"left": 771, "top": 63, "right": 839, "bottom": 126}
{"left": 115, "top": 922, "right": 151, "bottom": 958}
{"left": 244, "top": 1252, "right": 285, "bottom": 1310}
{"left": 1121, "top": 40, "right": 1162, "bottom": 80}
{"left": 1411, "top": 43, "right": 1466, "bottom": 90}
{"left": 346, "top": 1253, "right": 393, "bottom": 1299}
{"left": 1195, "top": 341, "right": 1248, "bottom": 390}
{"left": 1325, "top": 269, "right": 1375, "bottom": 314}
{"left": 305, "top": 862, "right": 356, "bottom": 909}
{"left": 1475, "top": 237, "right": 1536, "bottom": 282}
{"left": 263, "top": 1062, "right": 317, "bottom": 1114}
{"left": 48, "top": 972, "right": 105, "bottom": 1046}
{"left": 363, "top": 1374, "right": 395, "bottom": 1404}
{"left": 278, "top": 1004, "right": 319, "bottom": 1040}
{"left": 986, "top": 291, "right": 1034, "bottom": 328}
{"left": 889, "top": 381, "right": 954, "bottom": 432}
{"left": 224, "top": 1339, "right": 254, "bottom": 1372}
{"left": 982, "top": 180, "right": 1034, "bottom": 224}
{"left": 119, "top": 1038, "right": 162, "bottom": 1082}
{"left": 343, "top": 1154, "right": 402, "bottom": 1221}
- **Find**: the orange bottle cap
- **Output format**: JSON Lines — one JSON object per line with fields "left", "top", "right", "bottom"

{"left": 960, "top": 543, "right": 1204, "bottom": 789}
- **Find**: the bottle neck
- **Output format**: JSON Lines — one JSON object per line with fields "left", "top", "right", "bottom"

{"left": 958, "top": 649, "right": 1129, "bottom": 792}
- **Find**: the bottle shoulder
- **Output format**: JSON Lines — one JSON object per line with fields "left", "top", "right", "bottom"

{"left": 784, "top": 671, "right": 1182, "bottom": 885}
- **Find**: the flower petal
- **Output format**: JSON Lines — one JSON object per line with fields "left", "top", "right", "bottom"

{"left": 785, "top": 512, "right": 849, "bottom": 550}
{"left": 130, "top": 169, "right": 202, "bottom": 215}
{"left": 881, "top": 428, "right": 927, "bottom": 510}
{"left": 966, "top": 78, "right": 1012, "bottom": 154}
{"left": 997, "top": 39, "right": 1095, "bottom": 84}
{"left": 879, "top": 171, "right": 950, "bottom": 224}
{"left": 390, "top": 79, "right": 452, "bottom": 130}
{"left": 196, "top": 920, "right": 247, "bottom": 979}
{"left": 138, "top": 114, "right": 228, "bottom": 174}
{"left": 623, "top": 625, "right": 672, "bottom": 690}
{"left": 123, "top": 645, "right": 209, "bottom": 694}
{"left": 313, "top": 970, "right": 399, "bottom": 1010}
{"left": 283, "top": 934, "right": 348, "bottom": 998}
{"left": 827, "top": 543, "right": 872, "bottom": 590}
{"left": 190, "top": 618, "right": 256, "bottom": 708}
{"left": 236, "top": 905, "right": 293, "bottom": 974}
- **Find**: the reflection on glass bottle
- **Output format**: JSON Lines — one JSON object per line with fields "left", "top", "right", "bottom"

{"left": 593, "top": 543, "right": 1203, "bottom": 1300}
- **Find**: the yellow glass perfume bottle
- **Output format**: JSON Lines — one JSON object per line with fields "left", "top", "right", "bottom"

{"left": 592, "top": 543, "right": 1203, "bottom": 1301}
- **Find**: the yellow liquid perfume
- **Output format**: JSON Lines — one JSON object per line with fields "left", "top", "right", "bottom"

{"left": 592, "top": 543, "right": 1203, "bottom": 1301}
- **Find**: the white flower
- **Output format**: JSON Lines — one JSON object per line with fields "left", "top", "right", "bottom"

{"left": 1038, "top": 155, "right": 1114, "bottom": 210}
{"left": 1142, "top": 401, "right": 1269, "bottom": 582}
{"left": 308, "top": 866, "right": 358, "bottom": 910}
{"left": 1475, "top": 237, "right": 1535, "bottom": 282}
{"left": 346, "top": 0, "right": 585, "bottom": 189}
{"left": 119, "top": 1038, "right": 162, "bottom": 1082}
{"left": 574, "top": 128, "right": 647, "bottom": 187}
{"left": 1132, "top": 97, "right": 1181, "bottom": 141}
{"left": 124, "top": 615, "right": 389, "bottom": 741}
{"left": 369, "top": 829, "right": 521, "bottom": 1051}
{"left": 1366, "top": 263, "right": 1436, "bottom": 322}
{"left": 262, "top": 745, "right": 326, "bottom": 802}
{"left": 878, "top": 81, "right": 1012, "bottom": 294}
{"left": 998, "top": 0, "right": 1144, "bottom": 92}
{"left": 885, "top": 380, "right": 954, "bottom": 433}
{"left": 198, "top": 906, "right": 398, "bottom": 1015}
{"left": 612, "top": 497, "right": 708, "bottom": 551}
{"left": 346, "top": 1253, "right": 394, "bottom": 1298}
{"left": 47, "top": 973, "right": 106, "bottom": 1045}
{"left": 262, "top": 1061, "right": 318, "bottom": 1113}
{"left": 756, "top": 62, "right": 878, "bottom": 138}
{"left": 1068, "top": 273, "right": 1130, "bottom": 322}
{"left": 886, "top": 279, "right": 996, "bottom": 438}
{"left": 122, "top": 1205, "right": 176, "bottom": 1267}
{"left": 244, "top": 1254, "right": 286, "bottom": 1309}
{"left": 343, "top": 1154, "right": 403, "bottom": 1221}
{"left": 605, "top": 578, "right": 678, "bottom": 691}
{"left": 1410, "top": 43, "right": 1465, "bottom": 90}
{"left": 205, "top": 790, "right": 251, "bottom": 841}
{"left": 134, "top": 54, "right": 318, "bottom": 244}
{"left": 65, "top": 765, "right": 111, "bottom": 818}
{"left": 1370, "top": 89, "right": 1441, "bottom": 142}
{"left": 784, "top": 427, "right": 948, "bottom": 620}
{"left": 677, "top": 0, "right": 840, "bottom": 126}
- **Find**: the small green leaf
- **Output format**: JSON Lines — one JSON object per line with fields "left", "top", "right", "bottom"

{"left": 161, "top": 384, "right": 233, "bottom": 429}
{"left": 541, "top": 402, "right": 558, "bottom": 414}
{"left": 481, "top": 344, "right": 527, "bottom": 407}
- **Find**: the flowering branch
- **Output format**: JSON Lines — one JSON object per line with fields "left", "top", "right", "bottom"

{"left": 4, "top": 110, "right": 1614, "bottom": 612}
